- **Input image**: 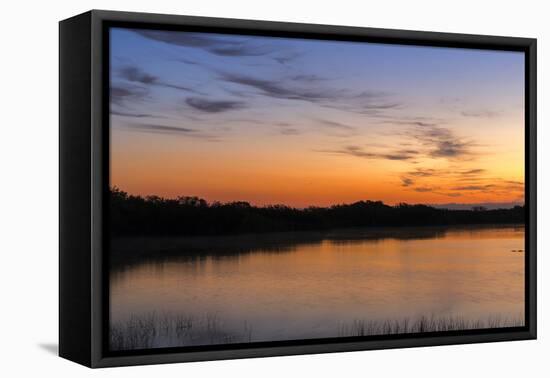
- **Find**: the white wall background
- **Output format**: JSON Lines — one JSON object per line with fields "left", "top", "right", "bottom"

{"left": 0, "top": 0, "right": 547, "bottom": 376}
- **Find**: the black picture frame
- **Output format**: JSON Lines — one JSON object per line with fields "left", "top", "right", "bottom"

{"left": 59, "top": 9, "right": 537, "bottom": 368}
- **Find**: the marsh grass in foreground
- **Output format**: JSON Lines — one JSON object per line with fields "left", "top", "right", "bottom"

{"left": 110, "top": 312, "right": 524, "bottom": 351}
{"left": 337, "top": 314, "right": 524, "bottom": 337}
{"left": 110, "top": 312, "right": 252, "bottom": 350}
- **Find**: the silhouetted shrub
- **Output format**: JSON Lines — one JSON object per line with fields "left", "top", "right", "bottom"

{"left": 109, "top": 187, "right": 525, "bottom": 237}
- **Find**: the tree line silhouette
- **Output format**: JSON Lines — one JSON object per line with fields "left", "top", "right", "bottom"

{"left": 109, "top": 187, "right": 525, "bottom": 237}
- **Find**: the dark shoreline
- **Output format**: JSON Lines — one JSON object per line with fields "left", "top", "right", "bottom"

{"left": 110, "top": 188, "right": 525, "bottom": 238}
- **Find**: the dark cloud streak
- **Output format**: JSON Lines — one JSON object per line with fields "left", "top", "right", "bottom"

{"left": 279, "top": 128, "right": 301, "bottom": 135}
{"left": 219, "top": 71, "right": 401, "bottom": 114}
{"left": 461, "top": 110, "right": 499, "bottom": 118}
{"left": 133, "top": 30, "right": 276, "bottom": 57}
{"left": 185, "top": 97, "right": 247, "bottom": 113}
{"left": 315, "top": 119, "right": 355, "bottom": 131}
{"left": 407, "top": 125, "right": 476, "bottom": 160}
{"left": 118, "top": 65, "right": 200, "bottom": 93}
{"left": 110, "top": 84, "right": 148, "bottom": 106}
{"left": 111, "top": 110, "right": 166, "bottom": 119}
{"left": 401, "top": 177, "right": 414, "bottom": 187}
{"left": 121, "top": 123, "right": 219, "bottom": 140}
{"left": 319, "top": 145, "right": 419, "bottom": 161}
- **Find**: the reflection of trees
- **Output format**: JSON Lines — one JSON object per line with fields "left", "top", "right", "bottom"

{"left": 109, "top": 225, "right": 458, "bottom": 272}
{"left": 110, "top": 187, "right": 524, "bottom": 237}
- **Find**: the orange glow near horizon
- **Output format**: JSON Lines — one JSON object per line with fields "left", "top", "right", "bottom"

{"left": 110, "top": 115, "right": 524, "bottom": 208}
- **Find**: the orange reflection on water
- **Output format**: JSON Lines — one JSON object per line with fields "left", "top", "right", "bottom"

{"left": 110, "top": 225, "right": 525, "bottom": 345}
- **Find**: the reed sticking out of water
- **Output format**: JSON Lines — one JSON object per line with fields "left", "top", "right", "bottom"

{"left": 337, "top": 314, "right": 524, "bottom": 337}
{"left": 110, "top": 312, "right": 524, "bottom": 351}
{"left": 110, "top": 312, "right": 253, "bottom": 351}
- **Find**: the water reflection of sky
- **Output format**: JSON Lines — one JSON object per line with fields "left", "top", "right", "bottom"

{"left": 110, "top": 226, "right": 524, "bottom": 348}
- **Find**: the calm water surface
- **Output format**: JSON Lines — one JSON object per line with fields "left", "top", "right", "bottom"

{"left": 110, "top": 225, "right": 524, "bottom": 349}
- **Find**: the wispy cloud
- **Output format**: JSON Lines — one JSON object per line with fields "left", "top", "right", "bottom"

{"left": 381, "top": 117, "right": 478, "bottom": 160}
{"left": 271, "top": 121, "right": 302, "bottom": 136}
{"left": 461, "top": 110, "right": 499, "bottom": 118}
{"left": 461, "top": 168, "right": 486, "bottom": 175}
{"left": 133, "top": 30, "right": 276, "bottom": 57}
{"left": 406, "top": 168, "right": 438, "bottom": 177}
{"left": 111, "top": 110, "right": 166, "bottom": 119}
{"left": 401, "top": 177, "right": 414, "bottom": 187}
{"left": 220, "top": 72, "right": 335, "bottom": 102}
{"left": 176, "top": 58, "right": 199, "bottom": 65}
{"left": 272, "top": 51, "right": 301, "bottom": 65}
{"left": 119, "top": 65, "right": 157, "bottom": 84}
{"left": 443, "top": 192, "right": 462, "bottom": 197}
{"left": 451, "top": 184, "right": 496, "bottom": 191}
{"left": 322, "top": 101, "right": 401, "bottom": 115}
{"left": 449, "top": 180, "right": 523, "bottom": 193}
{"left": 319, "top": 145, "right": 419, "bottom": 161}
{"left": 414, "top": 187, "right": 435, "bottom": 193}
{"left": 118, "top": 65, "right": 200, "bottom": 93}
{"left": 381, "top": 119, "right": 440, "bottom": 128}
{"left": 219, "top": 71, "right": 401, "bottom": 114}
{"left": 290, "top": 74, "right": 327, "bottom": 83}
{"left": 503, "top": 180, "right": 524, "bottom": 187}
{"left": 406, "top": 125, "right": 477, "bottom": 160}
{"left": 432, "top": 141, "right": 473, "bottom": 158}
{"left": 399, "top": 164, "right": 523, "bottom": 200}
{"left": 405, "top": 167, "right": 486, "bottom": 178}
{"left": 120, "top": 122, "right": 219, "bottom": 140}
{"left": 315, "top": 119, "right": 356, "bottom": 131}
{"left": 208, "top": 44, "right": 273, "bottom": 57}
{"left": 410, "top": 186, "right": 462, "bottom": 197}
{"left": 129, "top": 123, "right": 195, "bottom": 133}
{"left": 110, "top": 84, "right": 148, "bottom": 106}
{"left": 185, "top": 97, "right": 247, "bottom": 113}
{"left": 279, "top": 128, "right": 301, "bottom": 135}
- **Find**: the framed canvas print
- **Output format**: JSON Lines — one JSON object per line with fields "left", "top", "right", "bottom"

{"left": 59, "top": 10, "right": 537, "bottom": 368}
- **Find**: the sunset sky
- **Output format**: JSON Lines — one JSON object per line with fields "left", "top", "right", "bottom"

{"left": 109, "top": 27, "right": 525, "bottom": 208}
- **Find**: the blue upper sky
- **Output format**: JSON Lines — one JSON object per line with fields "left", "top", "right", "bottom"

{"left": 110, "top": 27, "right": 523, "bottom": 128}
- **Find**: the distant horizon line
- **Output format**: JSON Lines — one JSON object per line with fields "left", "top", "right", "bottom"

{"left": 110, "top": 187, "right": 524, "bottom": 210}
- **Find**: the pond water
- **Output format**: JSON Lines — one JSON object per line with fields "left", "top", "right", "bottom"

{"left": 109, "top": 225, "right": 525, "bottom": 350}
